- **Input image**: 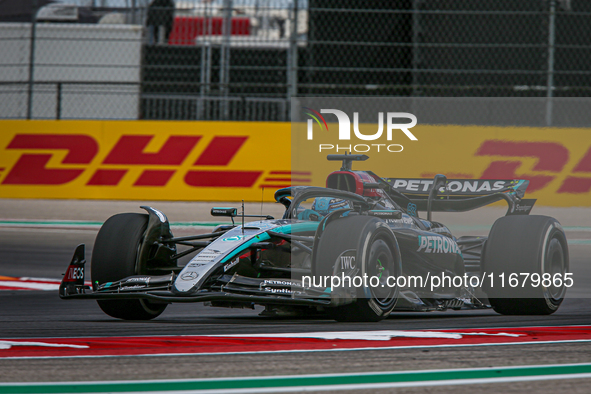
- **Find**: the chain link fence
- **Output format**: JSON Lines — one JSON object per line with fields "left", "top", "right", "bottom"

{"left": 0, "top": 0, "right": 589, "bottom": 122}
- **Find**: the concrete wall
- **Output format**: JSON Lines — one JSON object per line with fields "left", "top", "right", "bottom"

{"left": 0, "top": 23, "right": 143, "bottom": 120}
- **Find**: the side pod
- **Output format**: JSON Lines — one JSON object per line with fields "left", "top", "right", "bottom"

{"left": 59, "top": 244, "right": 90, "bottom": 298}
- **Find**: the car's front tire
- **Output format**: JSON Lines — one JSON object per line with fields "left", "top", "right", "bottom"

{"left": 313, "top": 215, "right": 400, "bottom": 322}
{"left": 91, "top": 213, "right": 167, "bottom": 320}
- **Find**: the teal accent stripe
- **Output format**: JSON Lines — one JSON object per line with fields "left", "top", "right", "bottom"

{"left": 273, "top": 221, "right": 320, "bottom": 234}
{"left": 217, "top": 221, "right": 319, "bottom": 263}
{"left": 2, "top": 363, "right": 591, "bottom": 393}
{"left": 219, "top": 232, "right": 271, "bottom": 263}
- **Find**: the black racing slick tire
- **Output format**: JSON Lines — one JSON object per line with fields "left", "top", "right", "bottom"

{"left": 91, "top": 213, "right": 167, "bottom": 320}
{"left": 313, "top": 215, "right": 401, "bottom": 322}
{"left": 483, "top": 215, "right": 569, "bottom": 315}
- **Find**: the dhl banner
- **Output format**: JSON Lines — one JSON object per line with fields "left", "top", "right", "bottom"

{"left": 0, "top": 120, "right": 292, "bottom": 202}
{"left": 293, "top": 124, "right": 591, "bottom": 207}
{"left": 0, "top": 120, "right": 590, "bottom": 206}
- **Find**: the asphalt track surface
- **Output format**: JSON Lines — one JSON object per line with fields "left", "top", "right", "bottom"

{"left": 1, "top": 199, "right": 591, "bottom": 392}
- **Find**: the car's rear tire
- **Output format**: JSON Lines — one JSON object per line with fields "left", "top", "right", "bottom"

{"left": 313, "top": 215, "right": 400, "bottom": 322}
{"left": 91, "top": 213, "right": 167, "bottom": 320}
{"left": 483, "top": 215, "right": 569, "bottom": 315}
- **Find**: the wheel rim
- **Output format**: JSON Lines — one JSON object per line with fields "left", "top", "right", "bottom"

{"left": 367, "top": 239, "right": 397, "bottom": 307}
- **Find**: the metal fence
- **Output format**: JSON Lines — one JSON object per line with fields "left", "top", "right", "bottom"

{"left": 0, "top": 0, "right": 590, "bottom": 122}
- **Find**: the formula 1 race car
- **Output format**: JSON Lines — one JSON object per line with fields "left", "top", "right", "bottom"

{"left": 60, "top": 154, "right": 569, "bottom": 322}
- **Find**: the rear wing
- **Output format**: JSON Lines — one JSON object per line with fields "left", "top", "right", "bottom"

{"left": 384, "top": 178, "right": 535, "bottom": 215}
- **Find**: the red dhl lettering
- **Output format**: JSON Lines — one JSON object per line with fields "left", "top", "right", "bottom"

{"left": 422, "top": 140, "right": 591, "bottom": 195}
{"left": 87, "top": 169, "right": 127, "bottom": 186}
{"left": 2, "top": 134, "right": 98, "bottom": 185}
{"left": 193, "top": 136, "right": 248, "bottom": 166}
{"left": 573, "top": 148, "right": 591, "bottom": 173}
{"left": 558, "top": 177, "right": 591, "bottom": 193}
{"left": 1, "top": 134, "right": 267, "bottom": 188}
{"left": 103, "top": 135, "right": 201, "bottom": 165}
{"left": 476, "top": 140, "right": 591, "bottom": 194}
{"left": 476, "top": 140, "right": 569, "bottom": 192}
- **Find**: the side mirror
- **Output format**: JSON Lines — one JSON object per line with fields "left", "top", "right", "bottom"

{"left": 211, "top": 207, "right": 237, "bottom": 217}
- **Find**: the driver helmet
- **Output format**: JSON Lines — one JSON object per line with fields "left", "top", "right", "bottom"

{"left": 311, "top": 197, "right": 351, "bottom": 216}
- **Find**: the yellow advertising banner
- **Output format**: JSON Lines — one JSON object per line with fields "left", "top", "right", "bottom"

{"left": 0, "top": 120, "right": 292, "bottom": 202}
{"left": 293, "top": 123, "right": 591, "bottom": 207}
{"left": 0, "top": 120, "right": 590, "bottom": 206}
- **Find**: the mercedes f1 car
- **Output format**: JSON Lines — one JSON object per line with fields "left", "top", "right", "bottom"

{"left": 60, "top": 154, "right": 569, "bottom": 322}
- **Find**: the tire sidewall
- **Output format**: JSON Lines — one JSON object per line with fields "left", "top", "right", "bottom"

{"left": 314, "top": 215, "right": 401, "bottom": 321}
{"left": 540, "top": 225, "right": 568, "bottom": 311}
{"left": 484, "top": 215, "right": 569, "bottom": 315}
{"left": 91, "top": 213, "right": 167, "bottom": 320}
